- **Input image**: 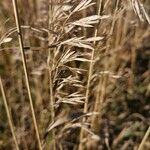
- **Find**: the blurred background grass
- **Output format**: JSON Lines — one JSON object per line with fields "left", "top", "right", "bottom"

{"left": 0, "top": 0, "right": 150, "bottom": 149}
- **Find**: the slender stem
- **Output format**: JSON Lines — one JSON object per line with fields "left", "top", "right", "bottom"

{"left": 138, "top": 126, "right": 150, "bottom": 150}
{"left": 91, "top": 76, "right": 103, "bottom": 129}
{"left": 47, "top": 49, "right": 56, "bottom": 150}
{"left": 48, "top": 52, "right": 55, "bottom": 122}
{"left": 48, "top": 0, "right": 55, "bottom": 123}
{"left": 0, "top": 77, "right": 20, "bottom": 150}
{"left": 12, "top": 0, "right": 42, "bottom": 149}
{"left": 78, "top": 1, "right": 103, "bottom": 150}
{"left": 110, "top": 0, "right": 120, "bottom": 35}
{"left": 47, "top": 0, "right": 56, "bottom": 149}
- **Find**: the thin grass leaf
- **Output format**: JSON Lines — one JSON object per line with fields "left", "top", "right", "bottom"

{"left": 60, "top": 49, "right": 76, "bottom": 64}
{"left": 61, "top": 122, "right": 100, "bottom": 141}
{"left": 77, "top": 42, "right": 94, "bottom": 50}
{"left": 132, "top": 0, "right": 144, "bottom": 21}
{"left": 0, "top": 37, "right": 12, "bottom": 45}
{"left": 72, "top": 15, "right": 110, "bottom": 27}
{"left": 60, "top": 37, "right": 94, "bottom": 50}
{"left": 140, "top": 3, "right": 150, "bottom": 24}
{"left": 47, "top": 118, "right": 67, "bottom": 132}
{"left": 131, "top": 0, "right": 150, "bottom": 24}
{"left": 68, "top": 92, "right": 85, "bottom": 98}
{"left": 83, "top": 37, "right": 104, "bottom": 42}
{"left": 72, "top": 0, "right": 95, "bottom": 13}
{"left": 72, "top": 15, "right": 100, "bottom": 27}
{"left": 61, "top": 99, "right": 84, "bottom": 104}
{"left": 74, "top": 57, "right": 92, "bottom": 62}
{"left": 60, "top": 37, "right": 83, "bottom": 45}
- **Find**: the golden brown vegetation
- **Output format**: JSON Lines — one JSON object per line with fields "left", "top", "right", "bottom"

{"left": 0, "top": 0, "right": 150, "bottom": 150}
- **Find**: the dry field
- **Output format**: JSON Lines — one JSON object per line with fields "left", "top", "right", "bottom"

{"left": 0, "top": 0, "right": 150, "bottom": 150}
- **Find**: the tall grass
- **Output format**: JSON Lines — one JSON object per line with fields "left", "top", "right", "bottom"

{"left": 78, "top": 1, "right": 103, "bottom": 149}
{"left": 0, "top": 77, "right": 19, "bottom": 150}
{"left": 0, "top": 0, "right": 150, "bottom": 149}
{"left": 12, "top": 0, "right": 42, "bottom": 149}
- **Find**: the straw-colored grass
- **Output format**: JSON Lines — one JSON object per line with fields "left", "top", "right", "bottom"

{"left": 0, "top": 77, "right": 19, "bottom": 150}
{"left": 12, "top": 0, "right": 42, "bottom": 149}
{"left": 0, "top": 0, "right": 150, "bottom": 149}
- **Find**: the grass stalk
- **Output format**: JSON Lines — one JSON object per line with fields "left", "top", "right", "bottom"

{"left": 138, "top": 126, "right": 150, "bottom": 150}
{"left": 0, "top": 77, "right": 20, "bottom": 150}
{"left": 110, "top": 0, "right": 120, "bottom": 35}
{"left": 47, "top": 48, "right": 56, "bottom": 150}
{"left": 78, "top": 0, "right": 103, "bottom": 149}
{"left": 46, "top": 0, "right": 56, "bottom": 149}
{"left": 12, "top": 0, "right": 42, "bottom": 149}
{"left": 91, "top": 75, "right": 103, "bottom": 129}
{"left": 91, "top": 0, "right": 121, "bottom": 131}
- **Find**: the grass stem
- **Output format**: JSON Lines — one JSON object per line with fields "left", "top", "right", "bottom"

{"left": 138, "top": 126, "right": 150, "bottom": 150}
{"left": 12, "top": 0, "right": 42, "bottom": 149}
{"left": 0, "top": 77, "right": 20, "bottom": 150}
{"left": 78, "top": 0, "right": 103, "bottom": 149}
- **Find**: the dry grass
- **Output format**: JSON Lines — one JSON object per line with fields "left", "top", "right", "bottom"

{"left": 0, "top": 0, "right": 150, "bottom": 149}
{"left": 0, "top": 77, "right": 19, "bottom": 150}
{"left": 12, "top": 0, "right": 42, "bottom": 149}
